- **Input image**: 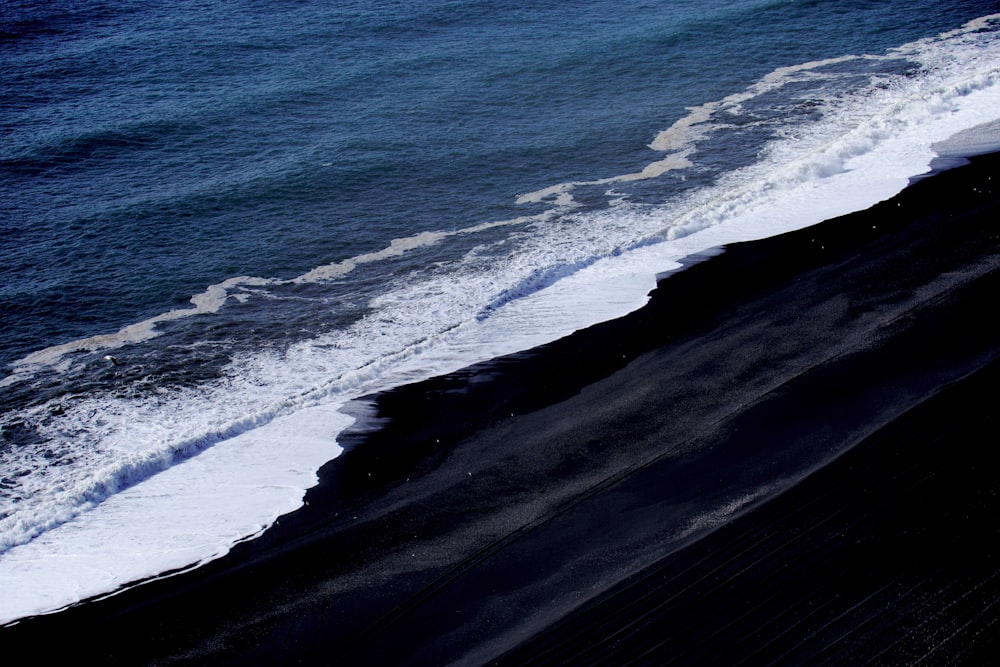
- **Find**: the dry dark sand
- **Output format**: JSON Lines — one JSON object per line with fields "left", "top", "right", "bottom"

{"left": 4, "top": 152, "right": 1000, "bottom": 665}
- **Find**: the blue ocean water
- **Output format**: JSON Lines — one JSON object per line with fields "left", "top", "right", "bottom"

{"left": 3, "top": 0, "right": 1000, "bottom": 621}
{"left": 1, "top": 0, "right": 988, "bottom": 366}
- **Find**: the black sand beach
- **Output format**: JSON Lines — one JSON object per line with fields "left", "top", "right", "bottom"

{"left": 4, "top": 152, "right": 1000, "bottom": 665}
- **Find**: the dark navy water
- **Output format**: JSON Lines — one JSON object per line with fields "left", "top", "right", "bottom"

{"left": 3, "top": 0, "right": 1000, "bottom": 622}
{"left": 2, "top": 0, "right": 988, "bottom": 365}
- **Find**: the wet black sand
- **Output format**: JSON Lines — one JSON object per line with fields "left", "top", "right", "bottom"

{"left": 3, "top": 152, "right": 1000, "bottom": 665}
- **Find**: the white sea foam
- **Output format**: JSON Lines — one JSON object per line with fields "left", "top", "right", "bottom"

{"left": 3, "top": 13, "right": 1000, "bottom": 626}
{"left": 2, "top": 216, "right": 554, "bottom": 386}
{"left": 293, "top": 230, "right": 450, "bottom": 283}
{"left": 5, "top": 275, "right": 276, "bottom": 382}
{"left": 0, "top": 403, "right": 350, "bottom": 625}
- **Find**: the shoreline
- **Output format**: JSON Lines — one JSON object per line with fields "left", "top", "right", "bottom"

{"left": 3, "top": 151, "right": 1000, "bottom": 664}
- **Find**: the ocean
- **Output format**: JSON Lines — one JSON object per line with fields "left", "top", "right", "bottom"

{"left": 3, "top": 0, "right": 1000, "bottom": 624}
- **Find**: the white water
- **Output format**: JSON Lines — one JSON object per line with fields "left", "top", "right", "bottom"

{"left": 2, "top": 14, "right": 1000, "bottom": 626}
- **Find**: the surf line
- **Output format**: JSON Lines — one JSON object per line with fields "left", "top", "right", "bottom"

{"left": 3, "top": 209, "right": 565, "bottom": 383}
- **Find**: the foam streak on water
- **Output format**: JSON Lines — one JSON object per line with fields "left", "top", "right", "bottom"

{"left": 2, "top": 10, "right": 1000, "bottom": 625}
